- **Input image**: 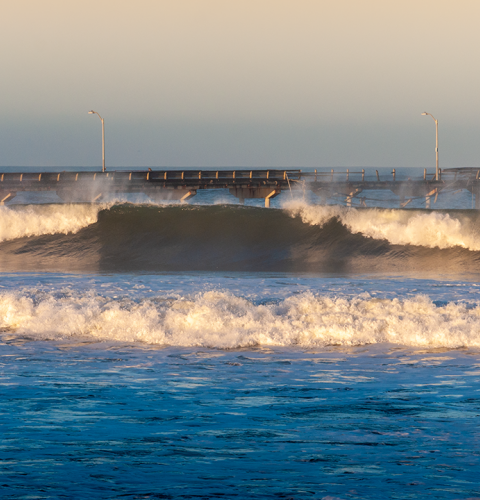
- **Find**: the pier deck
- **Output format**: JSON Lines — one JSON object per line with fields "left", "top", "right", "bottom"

{"left": 1, "top": 168, "right": 479, "bottom": 208}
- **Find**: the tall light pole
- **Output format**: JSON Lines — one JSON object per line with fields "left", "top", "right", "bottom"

{"left": 88, "top": 110, "right": 105, "bottom": 172}
{"left": 421, "top": 112, "right": 439, "bottom": 181}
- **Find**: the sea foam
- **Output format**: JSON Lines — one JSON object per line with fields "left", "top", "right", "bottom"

{"left": 2, "top": 201, "right": 480, "bottom": 253}
{"left": 0, "top": 204, "right": 103, "bottom": 242}
{"left": 285, "top": 201, "right": 480, "bottom": 251}
{"left": 1, "top": 290, "right": 479, "bottom": 348}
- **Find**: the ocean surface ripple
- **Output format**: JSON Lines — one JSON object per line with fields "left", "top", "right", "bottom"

{"left": 2, "top": 194, "right": 480, "bottom": 498}
{"left": 1, "top": 341, "right": 479, "bottom": 499}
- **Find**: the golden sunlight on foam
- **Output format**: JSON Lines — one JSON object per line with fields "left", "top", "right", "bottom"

{"left": 0, "top": 204, "right": 104, "bottom": 242}
{"left": 285, "top": 201, "right": 480, "bottom": 251}
{"left": 1, "top": 290, "right": 480, "bottom": 349}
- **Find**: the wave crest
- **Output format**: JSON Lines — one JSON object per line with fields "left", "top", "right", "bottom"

{"left": 285, "top": 201, "right": 480, "bottom": 250}
{"left": 0, "top": 204, "right": 103, "bottom": 242}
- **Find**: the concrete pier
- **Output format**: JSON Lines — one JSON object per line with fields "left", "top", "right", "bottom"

{"left": 0, "top": 170, "right": 300, "bottom": 207}
{"left": 1, "top": 167, "right": 479, "bottom": 208}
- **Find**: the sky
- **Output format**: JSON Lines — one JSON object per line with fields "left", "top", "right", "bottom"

{"left": 1, "top": 0, "right": 480, "bottom": 168}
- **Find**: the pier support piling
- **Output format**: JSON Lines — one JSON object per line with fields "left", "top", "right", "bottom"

{"left": 475, "top": 188, "right": 480, "bottom": 209}
{"left": 180, "top": 190, "right": 196, "bottom": 203}
{"left": 228, "top": 187, "right": 280, "bottom": 208}
{"left": 425, "top": 188, "right": 437, "bottom": 209}
{"left": 345, "top": 189, "right": 362, "bottom": 207}
{"left": 145, "top": 189, "right": 197, "bottom": 203}
{"left": 56, "top": 189, "right": 103, "bottom": 203}
{"left": 0, "top": 192, "right": 16, "bottom": 205}
{"left": 265, "top": 190, "right": 279, "bottom": 208}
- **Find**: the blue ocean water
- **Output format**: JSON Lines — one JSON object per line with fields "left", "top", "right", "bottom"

{"left": 1, "top": 167, "right": 480, "bottom": 499}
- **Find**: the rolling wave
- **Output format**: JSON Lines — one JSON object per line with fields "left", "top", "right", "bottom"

{"left": 0, "top": 202, "right": 479, "bottom": 274}
{"left": 286, "top": 201, "right": 480, "bottom": 251}
{"left": 1, "top": 289, "right": 479, "bottom": 348}
{"left": 0, "top": 204, "right": 103, "bottom": 242}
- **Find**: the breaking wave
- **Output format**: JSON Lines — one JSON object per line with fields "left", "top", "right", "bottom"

{"left": 0, "top": 204, "right": 103, "bottom": 242}
{"left": 285, "top": 201, "right": 480, "bottom": 251}
{"left": 1, "top": 289, "right": 480, "bottom": 348}
{"left": 1, "top": 202, "right": 480, "bottom": 274}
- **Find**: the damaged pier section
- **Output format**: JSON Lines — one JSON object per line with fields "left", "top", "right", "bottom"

{"left": 1, "top": 167, "right": 480, "bottom": 208}
{"left": 0, "top": 170, "right": 299, "bottom": 207}
{"left": 305, "top": 167, "right": 480, "bottom": 209}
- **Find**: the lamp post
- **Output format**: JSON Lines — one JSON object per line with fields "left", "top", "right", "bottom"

{"left": 88, "top": 110, "right": 105, "bottom": 172}
{"left": 421, "top": 112, "right": 438, "bottom": 181}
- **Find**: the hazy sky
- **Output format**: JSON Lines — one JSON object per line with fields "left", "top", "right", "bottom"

{"left": 1, "top": 0, "right": 480, "bottom": 168}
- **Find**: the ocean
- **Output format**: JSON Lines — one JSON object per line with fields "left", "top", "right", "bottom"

{"left": 1, "top": 168, "right": 479, "bottom": 499}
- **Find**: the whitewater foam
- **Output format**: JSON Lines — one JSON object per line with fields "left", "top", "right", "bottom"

{"left": 1, "top": 289, "right": 479, "bottom": 348}
{"left": 3, "top": 200, "right": 480, "bottom": 253}
{"left": 0, "top": 204, "right": 104, "bottom": 242}
{"left": 285, "top": 201, "right": 480, "bottom": 251}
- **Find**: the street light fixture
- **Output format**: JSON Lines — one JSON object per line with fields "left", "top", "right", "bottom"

{"left": 88, "top": 110, "right": 105, "bottom": 172}
{"left": 421, "top": 112, "right": 439, "bottom": 181}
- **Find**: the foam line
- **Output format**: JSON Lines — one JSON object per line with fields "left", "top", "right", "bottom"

{"left": 1, "top": 290, "right": 479, "bottom": 348}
